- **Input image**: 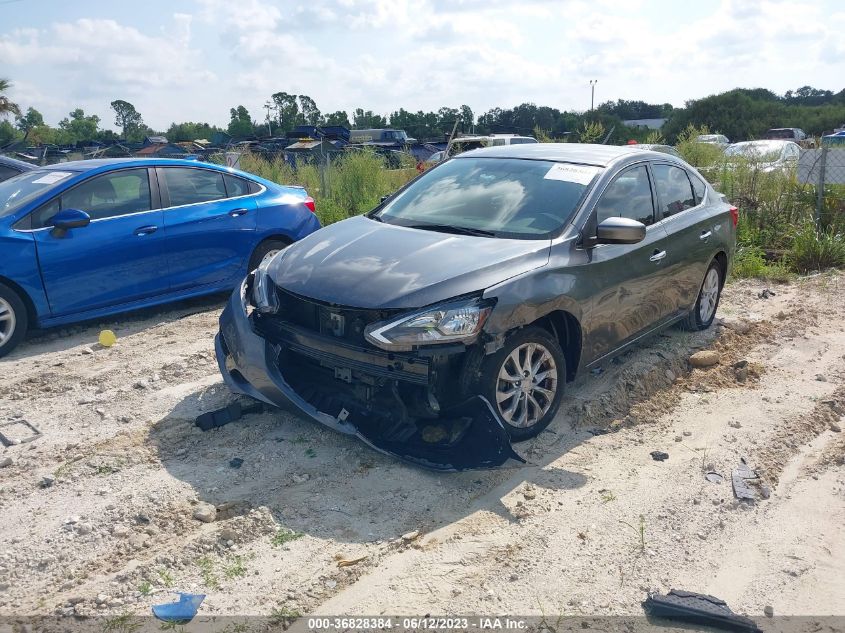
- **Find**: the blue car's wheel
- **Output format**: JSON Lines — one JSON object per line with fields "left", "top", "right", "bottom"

{"left": 248, "top": 239, "right": 290, "bottom": 272}
{"left": 0, "top": 283, "right": 27, "bottom": 358}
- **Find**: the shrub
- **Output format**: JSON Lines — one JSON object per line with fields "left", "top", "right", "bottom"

{"left": 788, "top": 223, "right": 845, "bottom": 272}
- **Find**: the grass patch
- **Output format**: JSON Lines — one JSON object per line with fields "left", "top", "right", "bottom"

{"left": 270, "top": 606, "right": 302, "bottom": 626}
{"left": 223, "top": 554, "right": 248, "bottom": 579}
{"left": 271, "top": 528, "right": 304, "bottom": 548}
{"left": 138, "top": 581, "right": 152, "bottom": 596}
{"left": 304, "top": 448, "right": 316, "bottom": 459}
{"left": 788, "top": 222, "right": 845, "bottom": 272}
{"left": 196, "top": 556, "right": 220, "bottom": 590}
{"left": 619, "top": 515, "right": 647, "bottom": 554}
{"left": 156, "top": 568, "right": 174, "bottom": 587}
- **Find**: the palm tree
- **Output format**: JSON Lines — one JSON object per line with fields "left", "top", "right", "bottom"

{"left": 0, "top": 79, "right": 21, "bottom": 118}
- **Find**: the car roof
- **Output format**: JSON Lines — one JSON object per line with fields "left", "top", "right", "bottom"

{"left": 36, "top": 158, "right": 225, "bottom": 173}
{"left": 731, "top": 139, "right": 794, "bottom": 147}
{"left": 455, "top": 142, "right": 662, "bottom": 167}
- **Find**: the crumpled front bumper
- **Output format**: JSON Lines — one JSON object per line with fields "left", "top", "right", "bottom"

{"left": 214, "top": 284, "right": 523, "bottom": 471}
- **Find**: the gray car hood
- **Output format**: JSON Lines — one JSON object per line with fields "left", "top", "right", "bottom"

{"left": 268, "top": 215, "right": 551, "bottom": 309}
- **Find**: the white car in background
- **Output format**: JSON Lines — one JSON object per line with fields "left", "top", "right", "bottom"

{"left": 426, "top": 134, "right": 538, "bottom": 165}
{"left": 723, "top": 140, "right": 801, "bottom": 172}
{"left": 696, "top": 134, "right": 730, "bottom": 149}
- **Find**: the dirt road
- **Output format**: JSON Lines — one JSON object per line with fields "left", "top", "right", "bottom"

{"left": 1, "top": 273, "right": 843, "bottom": 620}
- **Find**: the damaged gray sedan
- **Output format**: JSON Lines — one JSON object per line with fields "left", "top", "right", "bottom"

{"left": 215, "top": 144, "right": 736, "bottom": 470}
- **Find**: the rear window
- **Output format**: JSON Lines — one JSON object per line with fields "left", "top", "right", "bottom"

{"left": 376, "top": 157, "right": 601, "bottom": 239}
{"left": 0, "top": 169, "right": 75, "bottom": 218}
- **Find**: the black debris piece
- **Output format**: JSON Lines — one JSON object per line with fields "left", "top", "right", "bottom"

{"left": 757, "top": 288, "right": 776, "bottom": 299}
{"left": 229, "top": 457, "right": 244, "bottom": 469}
{"left": 195, "top": 400, "right": 265, "bottom": 431}
{"left": 643, "top": 589, "right": 762, "bottom": 633}
{"left": 650, "top": 450, "right": 669, "bottom": 461}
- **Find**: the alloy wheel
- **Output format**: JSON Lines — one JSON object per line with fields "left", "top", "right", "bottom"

{"left": 260, "top": 249, "right": 281, "bottom": 267}
{"left": 495, "top": 342, "right": 558, "bottom": 428}
{"left": 0, "top": 297, "right": 16, "bottom": 346}
{"left": 699, "top": 267, "right": 720, "bottom": 323}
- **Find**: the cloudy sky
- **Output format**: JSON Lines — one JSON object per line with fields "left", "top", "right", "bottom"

{"left": 2, "top": 0, "right": 843, "bottom": 132}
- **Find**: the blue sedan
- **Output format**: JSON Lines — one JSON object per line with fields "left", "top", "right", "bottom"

{"left": 0, "top": 158, "right": 321, "bottom": 356}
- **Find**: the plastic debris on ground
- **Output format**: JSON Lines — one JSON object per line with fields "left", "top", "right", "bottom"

{"left": 196, "top": 400, "right": 265, "bottom": 431}
{"left": 705, "top": 471, "right": 725, "bottom": 484}
{"left": 152, "top": 592, "right": 205, "bottom": 623}
{"left": 731, "top": 457, "right": 770, "bottom": 502}
{"left": 644, "top": 589, "right": 762, "bottom": 632}
{"left": 98, "top": 329, "right": 117, "bottom": 347}
{"left": 650, "top": 450, "right": 669, "bottom": 461}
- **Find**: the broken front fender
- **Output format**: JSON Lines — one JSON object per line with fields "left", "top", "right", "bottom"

{"left": 214, "top": 286, "right": 524, "bottom": 471}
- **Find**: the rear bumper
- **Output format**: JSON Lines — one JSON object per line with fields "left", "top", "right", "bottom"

{"left": 214, "top": 283, "right": 522, "bottom": 471}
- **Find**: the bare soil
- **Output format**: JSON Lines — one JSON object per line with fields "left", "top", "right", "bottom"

{"left": 1, "top": 273, "right": 843, "bottom": 619}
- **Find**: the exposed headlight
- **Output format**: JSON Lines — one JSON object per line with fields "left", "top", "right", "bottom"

{"left": 251, "top": 256, "right": 279, "bottom": 314}
{"left": 365, "top": 298, "right": 494, "bottom": 350}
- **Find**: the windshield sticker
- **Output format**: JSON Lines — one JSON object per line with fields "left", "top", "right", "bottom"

{"left": 544, "top": 163, "right": 601, "bottom": 185}
{"left": 32, "top": 172, "right": 73, "bottom": 185}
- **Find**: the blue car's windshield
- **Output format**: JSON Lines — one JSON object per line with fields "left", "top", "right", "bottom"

{"left": 374, "top": 157, "right": 600, "bottom": 239}
{"left": 0, "top": 169, "right": 76, "bottom": 218}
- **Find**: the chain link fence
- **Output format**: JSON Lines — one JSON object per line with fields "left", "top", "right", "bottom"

{"left": 798, "top": 146, "right": 845, "bottom": 224}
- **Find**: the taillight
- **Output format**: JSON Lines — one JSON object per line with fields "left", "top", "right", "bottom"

{"left": 729, "top": 206, "right": 738, "bottom": 227}
{"left": 303, "top": 196, "right": 316, "bottom": 213}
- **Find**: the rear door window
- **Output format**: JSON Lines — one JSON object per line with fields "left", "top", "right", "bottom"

{"left": 162, "top": 168, "right": 226, "bottom": 207}
{"left": 689, "top": 172, "right": 707, "bottom": 205}
{"left": 652, "top": 164, "right": 696, "bottom": 219}
{"left": 594, "top": 165, "right": 655, "bottom": 226}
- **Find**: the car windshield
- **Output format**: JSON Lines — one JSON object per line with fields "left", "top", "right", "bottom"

{"left": 0, "top": 169, "right": 76, "bottom": 218}
{"left": 725, "top": 142, "right": 784, "bottom": 161}
{"left": 374, "top": 157, "right": 599, "bottom": 239}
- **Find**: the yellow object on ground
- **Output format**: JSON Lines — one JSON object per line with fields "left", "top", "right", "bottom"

{"left": 98, "top": 330, "right": 117, "bottom": 347}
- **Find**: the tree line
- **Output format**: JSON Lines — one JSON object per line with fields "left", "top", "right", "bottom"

{"left": 1, "top": 79, "right": 844, "bottom": 148}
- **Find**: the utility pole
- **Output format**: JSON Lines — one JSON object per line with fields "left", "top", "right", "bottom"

{"left": 589, "top": 80, "right": 598, "bottom": 110}
{"left": 264, "top": 101, "right": 274, "bottom": 137}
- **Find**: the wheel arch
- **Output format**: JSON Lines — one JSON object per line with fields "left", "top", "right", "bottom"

{"left": 0, "top": 275, "right": 37, "bottom": 326}
{"left": 713, "top": 250, "right": 728, "bottom": 287}
{"left": 529, "top": 310, "right": 582, "bottom": 382}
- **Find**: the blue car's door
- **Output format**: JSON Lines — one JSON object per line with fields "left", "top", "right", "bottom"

{"left": 157, "top": 167, "right": 257, "bottom": 291}
{"left": 30, "top": 167, "right": 169, "bottom": 316}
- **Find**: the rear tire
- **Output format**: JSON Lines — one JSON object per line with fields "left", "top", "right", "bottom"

{"left": 248, "top": 238, "right": 290, "bottom": 272}
{"left": 680, "top": 260, "right": 723, "bottom": 331}
{"left": 475, "top": 326, "right": 566, "bottom": 441}
{"left": 0, "top": 283, "right": 28, "bottom": 359}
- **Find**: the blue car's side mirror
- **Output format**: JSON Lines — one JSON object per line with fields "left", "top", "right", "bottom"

{"left": 52, "top": 208, "right": 91, "bottom": 230}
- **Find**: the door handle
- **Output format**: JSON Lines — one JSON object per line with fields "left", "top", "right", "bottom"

{"left": 134, "top": 225, "right": 158, "bottom": 236}
{"left": 650, "top": 249, "right": 667, "bottom": 262}
{"left": 700, "top": 230, "right": 712, "bottom": 241}
{"left": 229, "top": 208, "right": 249, "bottom": 217}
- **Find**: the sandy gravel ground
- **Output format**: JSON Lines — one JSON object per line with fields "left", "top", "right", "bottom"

{"left": 0, "top": 273, "right": 843, "bottom": 622}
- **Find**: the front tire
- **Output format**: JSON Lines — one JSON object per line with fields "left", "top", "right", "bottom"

{"left": 476, "top": 327, "right": 566, "bottom": 441}
{"left": 0, "top": 283, "right": 28, "bottom": 359}
{"left": 681, "top": 260, "right": 723, "bottom": 331}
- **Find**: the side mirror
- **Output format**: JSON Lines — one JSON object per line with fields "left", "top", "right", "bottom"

{"left": 595, "top": 217, "right": 646, "bottom": 245}
{"left": 50, "top": 208, "right": 91, "bottom": 237}
{"left": 52, "top": 208, "right": 91, "bottom": 230}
